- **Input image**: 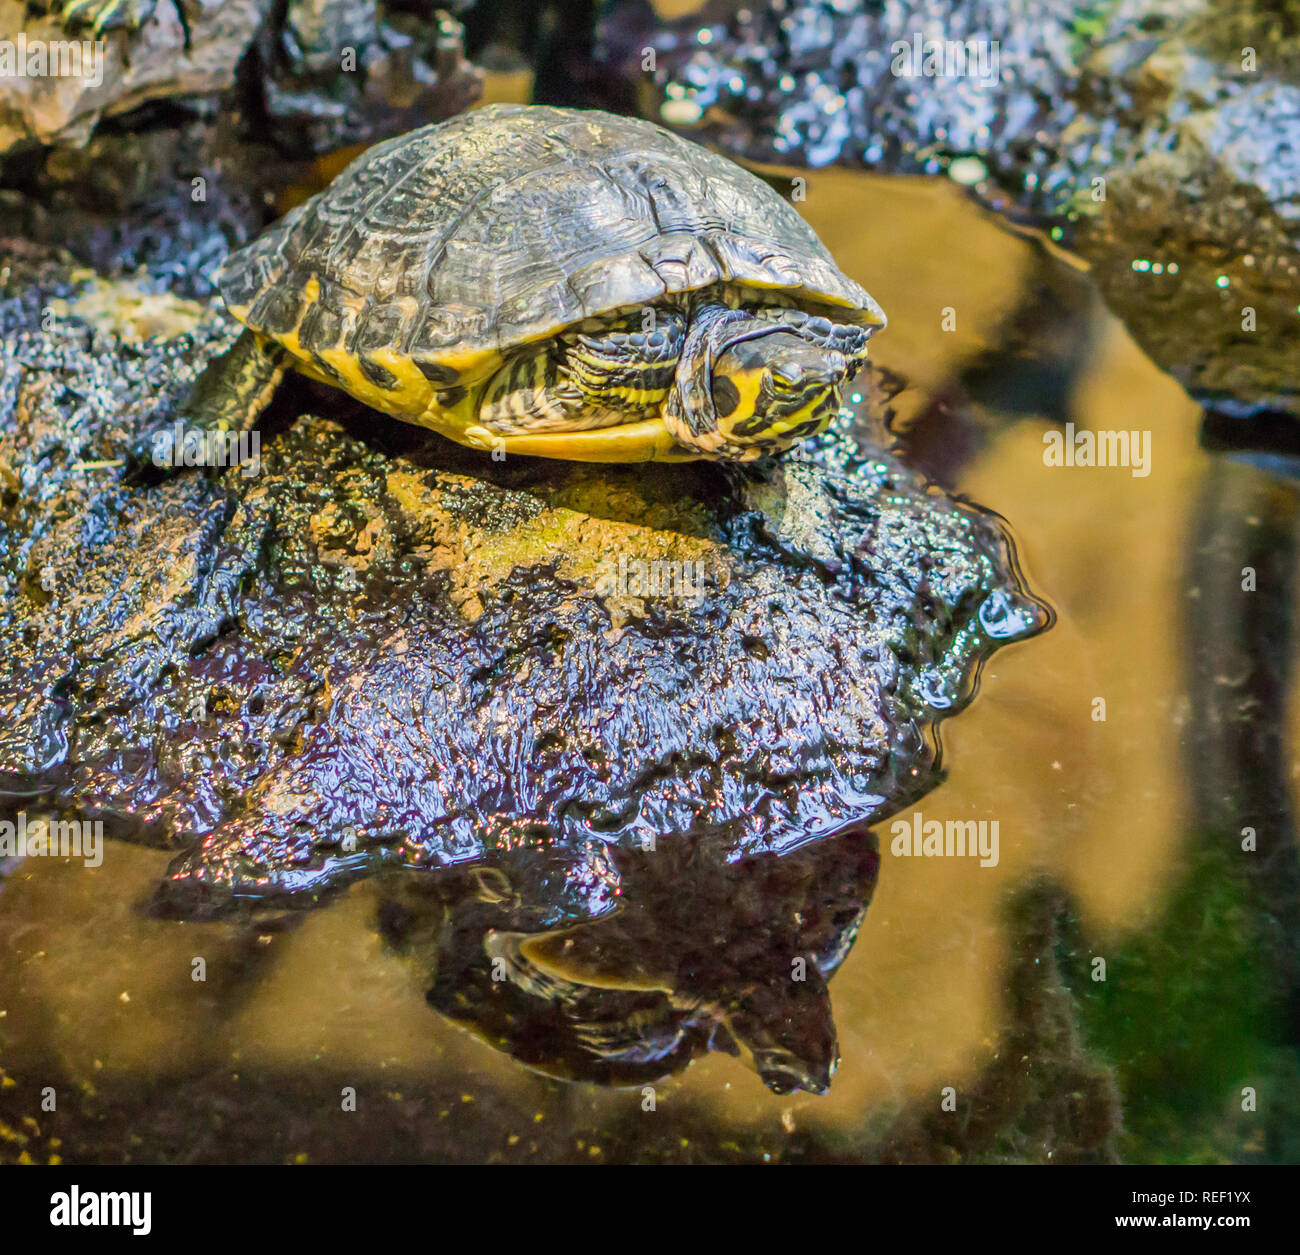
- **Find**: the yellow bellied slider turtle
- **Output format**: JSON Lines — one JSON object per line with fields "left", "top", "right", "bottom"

{"left": 178, "top": 103, "right": 886, "bottom": 464}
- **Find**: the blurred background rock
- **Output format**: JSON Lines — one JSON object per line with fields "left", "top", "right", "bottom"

{"left": 604, "top": 0, "right": 1300, "bottom": 431}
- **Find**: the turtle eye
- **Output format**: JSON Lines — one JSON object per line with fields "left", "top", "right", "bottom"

{"left": 771, "top": 362, "right": 806, "bottom": 389}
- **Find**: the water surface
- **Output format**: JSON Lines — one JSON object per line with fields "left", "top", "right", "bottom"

{"left": 2, "top": 169, "right": 1294, "bottom": 1165}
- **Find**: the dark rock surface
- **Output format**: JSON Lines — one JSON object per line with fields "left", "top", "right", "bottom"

{"left": 247, "top": 2, "right": 483, "bottom": 154}
{"left": 0, "top": 110, "right": 266, "bottom": 298}
{"left": 0, "top": 251, "right": 1046, "bottom": 929}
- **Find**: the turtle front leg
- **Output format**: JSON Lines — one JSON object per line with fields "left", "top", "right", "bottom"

{"left": 561, "top": 309, "right": 686, "bottom": 416}
{"left": 131, "top": 328, "right": 289, "bottom": 479}
{"left": 473, "top": 310, "right": 687, "bottom": 437}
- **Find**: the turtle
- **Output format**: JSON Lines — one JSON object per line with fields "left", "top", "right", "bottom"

{"left": 168, "top": 103, "right": 886, "bottom": 466}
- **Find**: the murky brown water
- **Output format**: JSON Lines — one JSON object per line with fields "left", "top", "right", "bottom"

{"left": 2, "top": 168, "right": 1294, "bottom": 1164}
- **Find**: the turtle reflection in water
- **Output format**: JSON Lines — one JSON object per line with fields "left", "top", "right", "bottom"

{"left": 166, "top": 103, "right": 885, "bottom": 466}
{"left": 379, "top": 829, "right": 880, "bottom": 1095}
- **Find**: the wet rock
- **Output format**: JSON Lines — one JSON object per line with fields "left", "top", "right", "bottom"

{"left": 618, "top": 0, "right": 1080, "bottom": 174}
{"left": 626, "top": 0, "right": 1300, "bottom": 420}
{"left": 248, "top": 2, "right": 484, "bottom": 154}
{"left": 1062, "top": 41, "right": 1300, "bottom": 422}
{"left": 0, "top": 250, "right": 1047, "bottom": 928}
{"left": 0, "top": 9, "right": 481, "bottom": 296}
{"left": 0, "top": 0, "right": 271, "bottom": 153}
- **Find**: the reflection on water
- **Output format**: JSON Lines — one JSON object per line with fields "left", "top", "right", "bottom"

{"left": 2, "top": 169, "right": 1296, "bottom": 1164}
{"left": 383, "top": 829, "right": 878, "bottom": 1096}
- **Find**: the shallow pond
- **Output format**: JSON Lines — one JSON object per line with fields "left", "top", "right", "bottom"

{"left": 1, "top": 167, "right": 1294, "bottom": 1165}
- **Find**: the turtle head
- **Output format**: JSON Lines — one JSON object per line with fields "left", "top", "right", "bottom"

{"left": 716, "top": 962, "right": 840, "bottom": 1095}
{"left": 664, "top": 308, "right": 853, "bottom": 460}
{"left": 710, "top": 332, "right": 848, "bottom": 455}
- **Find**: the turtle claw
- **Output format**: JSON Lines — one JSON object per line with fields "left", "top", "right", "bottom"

{"left": 122, "top": 424, "right": 170, "bottom": 483}
{"left": 121, "top": 419, "right": 212, "bottom": 484}
{"left": 125, "top": 424, "right": 263, "bottom": 485}
{"left": 723, "top": 958, "right": 839, "bottom": 1096}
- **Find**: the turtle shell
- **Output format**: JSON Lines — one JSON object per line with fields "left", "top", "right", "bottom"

{"left": 219, "top": 104, "right": 881, "bottom": 389}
